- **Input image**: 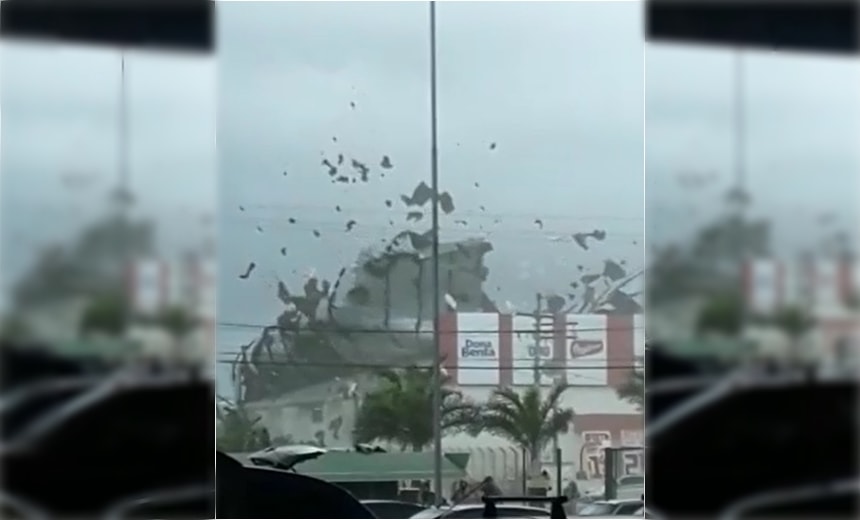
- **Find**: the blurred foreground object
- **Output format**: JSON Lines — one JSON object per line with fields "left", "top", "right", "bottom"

{"left": 0, "top": 342, "right": 214, "bottom": 518}
{"left": 647, "top": 343, "right": 858, "bottom": 517}
{"left": 0, "top": 1, "right": 214, "bottom": 52}
{"left": 647, "top": 0, "right": 859, "bottom": 55}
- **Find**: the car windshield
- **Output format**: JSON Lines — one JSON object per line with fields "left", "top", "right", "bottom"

{"left": 579, "top": 502, "right": 616, "bottom": 516}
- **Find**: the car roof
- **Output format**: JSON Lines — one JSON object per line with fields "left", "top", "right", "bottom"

{"left": 416, "top": 503, "right": 549, "bottom": 514}
{"left": 597, "top": 498, "right": 642, "bottom": 505}
{"left": 361, "top": 499, "right": 418, "bottom": 504}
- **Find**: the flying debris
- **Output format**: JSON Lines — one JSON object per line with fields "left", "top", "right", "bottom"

{"left": 277, "top": 281, "right": 290, "bottom": 305}
{"left": 603, "top": 259, "right": 626, "bottom": 281}
{"left": 345, "top": 220, "right": 357, "bottom": 231}
{"left": 351, "top": 159, "right": 370, "bottom": 181}
{"left": 322, "top": 159, "right": 337, "bottom": 176}
{"left": 384, "top": 200, "right": 393, "bottom": 208}
{"left": 256, "top": 225, "right": 264, "bottom": 233}
{"left": 489, "top": 142, "right": 497, "bottom": 150}
{"left": 479, "top": 205, "right": 486, "bottom": 211}
{"left": 474, "top": 182, "right": 480, "bottom": 188}
{"left": 380, "top": 155, "right": 393, "bottom": 169}
{"left": 401, "top": 181, "right": 434, "bottom": 207}
{"left": 581, "top": 273, "right": 600, "bottom": 285}
{"left": 283, "top": 170, "right": 288, "bottom": 176}
{"left": 313, "top": 230, "right": 321, "bottom": 238}
{"left": 335, "top": 205, "right": 342, "bottom": 212}
{"left": 289, "top": 218, "right": 297, "bottom": 224}
{"left": 438, "top": 192, "right": 455, "bottom": 214}
{"left": 336, "top": 176, "right": 350, "bottom": 184}
{"left": 444, "top": 293, "right": 458, "bottom": 311}
{"left": 350, "top": 101, "right": 356, "bottom": 109}
{"left": 406, "top": 211, "right": 423, "bottom": 222}
{"left": 534, "top": 219, "right": 544, "bottom": 229}
{"left": 454, "top": 219, "right": 467, "bottom": 226}
{"left": 239, "top": 205, "right": 245, "bottom": 211}
{"left": 239, "top": 262, "right": 256, "bottom": 279}
{"left": 280, "top": 247, "right": 287, "bottom": 256}
{"left": 332, "top": 136, "right": 338, "bottom": 143}
{"left": 573, "top": 230, "right": 606, "bottom": 251}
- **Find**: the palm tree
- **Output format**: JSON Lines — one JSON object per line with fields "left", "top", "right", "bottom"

{"left": 469, "top": 384, "right": 574, "bottom": 472}
{"left": 352, "top": 364, "right": 476, "bottom": 452}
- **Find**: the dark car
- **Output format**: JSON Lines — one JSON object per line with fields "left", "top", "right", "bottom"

{"left": 361, "top": 499, "right": 427, "bottom": 519}
{"left": 411, "top": 504, "right": 551, "bottom": 518}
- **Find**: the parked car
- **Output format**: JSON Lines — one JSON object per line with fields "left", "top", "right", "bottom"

{"left": 411, "top": 504, "right": 551, "bottom": 518}
{"left": 361, "top": 499, "right": 427, "bottom": 519}
{"left": 576, "top": 498, "right": 643, "bottom": 516}
{"left": 633, "top": 505, "right": 657, "bottom": 518}
{"left": 615, "top": 474, "right": 644, "bottom": 500}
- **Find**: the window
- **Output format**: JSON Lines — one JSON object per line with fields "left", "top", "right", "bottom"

{"left": 616, "top": 502, "right": 644, "bottom": 514}
{"left": 311, "top": 407, "right": 324, "bottom": 423}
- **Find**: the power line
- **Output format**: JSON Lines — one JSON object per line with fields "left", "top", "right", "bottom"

{"left": 215, "top": 321, "right": 644, "bottom": 334}
{"left": 235, "top": 203, "right": 645, "bottom": 223}
{"left": 216, "top": 354, "right": 643, "bottom": 363}
{"left": 215, "top": 359, "right": 641, "bottom": 370}
{"left": 231, "top": 216, "right": 643, "bottom": 240}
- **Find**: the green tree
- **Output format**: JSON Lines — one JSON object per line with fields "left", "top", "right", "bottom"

{"left": 216, "top": 397, "right": 271, "bottom": 452}
{"left": 615, "top": 363, "right": 644, "bottom": 411}
{"left": 469, "top": 384, "right": 574, "bottom": 470}
{"left": 79, "top": 292, "right": 129, "bottom": 337}
{"left": 0, "top": 314, "right": 32, "bottom": 342}
{"left": 155, "top": 305, "right": 199, "bottom": 355}
{"left": 770, "top": 306, "right": 814, "bottom": 359}
{"left": 695, "top": 293, "right": 744, "bottom": 336}
{"left": 352, "top": 364, "right": 476, "bottom": 452}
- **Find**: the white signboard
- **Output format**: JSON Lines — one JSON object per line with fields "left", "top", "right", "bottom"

{"left": 511, "top": 314, "right": 555, "bottom": 386}
{"left": 130, "top": 259, "right": 166, "bottom": 315}
{"left": 747, "top": 259, "right": 781, "bottom": 314}
{"left": 456, "top": 313, "right": 500, "bottom": 386}
{"left": 565, "top": 314, "right": 609, "bottom": 386}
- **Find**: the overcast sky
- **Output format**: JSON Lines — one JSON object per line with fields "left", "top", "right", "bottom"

{"left": 0, "top": 42, "right": 215, "bottom": 303}
{"left": 217, "top": 1, "right": 644, "bottom": 332}
{"left": 1, "top": 2, "right": 857, "bottom": 337}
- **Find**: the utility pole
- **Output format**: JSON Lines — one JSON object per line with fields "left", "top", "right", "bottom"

{"left": 733, "top": 49, "right": 750, "bottom": 334}
{"left": 428, "top": 0, "right": 444, "bottom": 507}
{"left": 532, "top": 293, "right": 543, "bottom": 394}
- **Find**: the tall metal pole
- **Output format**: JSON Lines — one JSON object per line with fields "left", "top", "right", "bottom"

{"left": 733, "top": 50, "right": 746, "bottom": 205}
{"left": 733, "top": 50, "right": 750, "bottom": 331}
{"left": 429, "top": 0, "right": 444, "bottom": 506}
{"left": 120, "top": 51, "right": 129, "bottom": 207}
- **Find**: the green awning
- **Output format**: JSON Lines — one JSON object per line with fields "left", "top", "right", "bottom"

{"left": 664, "top": 338, "right": 757, "bottom": 360}
{"left": 52, "top": 339, "right": 139, "bottom": 360}
{"left": 233, "top": 450, "right": 469, "bottom": 483}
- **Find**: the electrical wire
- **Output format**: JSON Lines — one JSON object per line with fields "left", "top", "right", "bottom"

{"left": 214, "top": 359, "right": 641, "bottom": 370}
{"left": 215, "top": 321, "right": 644, "bottom": 334}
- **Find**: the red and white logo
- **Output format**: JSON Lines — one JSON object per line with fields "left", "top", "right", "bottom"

{"left": 440, "top": 312, "right": 639, "bottom": 388}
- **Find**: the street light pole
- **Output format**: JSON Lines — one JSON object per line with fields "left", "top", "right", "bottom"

{"left": 428, "top": 0, "right": 444, "bottom": 506}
